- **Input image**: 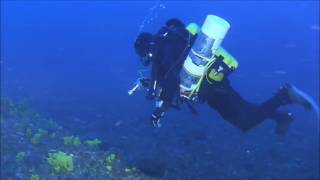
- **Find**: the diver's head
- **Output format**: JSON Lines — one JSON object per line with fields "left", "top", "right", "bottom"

{"left": 166, "top": 18, "right": 185, "bottom": 31}
{"left": 134, "top": 32, "right": 154, "bottom": 66}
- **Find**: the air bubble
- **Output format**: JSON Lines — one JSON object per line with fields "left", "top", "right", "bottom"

{"left": 136, "top": 0, "right": 166, "bottom": 36}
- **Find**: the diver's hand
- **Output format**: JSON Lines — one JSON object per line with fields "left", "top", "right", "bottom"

{"left": 151, "top": 115, "right": 161, "bottom": 128}
{"left": 146, "top": 88, "right": 156, "bottom": 100}
{"left": 140, "top": 78, "right": 150, "bottom": 87}
{"left": 150, "top": 108, "right": 164, "bottom": 128}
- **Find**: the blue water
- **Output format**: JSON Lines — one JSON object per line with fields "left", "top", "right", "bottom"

{"left": 1, "top": 1, "right": 319, "bottom": 179}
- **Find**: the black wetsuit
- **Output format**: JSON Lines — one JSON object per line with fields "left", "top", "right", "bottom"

{"left": 147, "top": 23, "right": 293, "bottom": 133}
{"left": 148, "top": 25, "right": 194, "bottom": 112}
{"left": 198, "top": 77, "right": 293, "bottom": 133}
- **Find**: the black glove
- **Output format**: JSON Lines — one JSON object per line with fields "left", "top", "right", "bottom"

{"left": 150, "top": 108, "right": 164, "bottom": 128}
{"left": 146, "top": 88, "right": 157, "bottom": 100}
{"left": 140, "top": 78, "right": 150, "bottom": 87}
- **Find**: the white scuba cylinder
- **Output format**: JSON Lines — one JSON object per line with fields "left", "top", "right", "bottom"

{"left": 180, "top": 15, "right": 230, "bottom": 94}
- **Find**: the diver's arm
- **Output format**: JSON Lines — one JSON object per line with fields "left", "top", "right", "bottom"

{"left": 150, "top": 76, "right": 180, "bottom": 127}
{"left": 145, "top": 64, "right": 158, "bottom": 100}
{"left": 150, "top": 100, "right": 170, "bottom": 128}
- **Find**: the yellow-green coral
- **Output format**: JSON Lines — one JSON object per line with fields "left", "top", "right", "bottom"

{"left": 31, "top": 133, "right": 42, "bottom": 144}
{"left": 84, "top": 138, "right": 101, "bottom": 147}
{"left": 106, "top": 153, "right": 116, "bottom": 163}
{"left": 106, "top": 165, "right": 112, "bottom": 172}
{"left": 47, "top": 151, "right": 73, "bottom": 173}
{"left": 31, "top": 129, "right": 47, "bottom": 144}
{"left": 16, "top": 152, "right": 26, "bottom": 161}
{"left": 63, "top": 136, "right": 81, "bottom": 146}
{"left": 30, "top": 174, "right": 40, "bottom": 180}
{"left": 105, "top": 153, "right": 116, "bottom": 172}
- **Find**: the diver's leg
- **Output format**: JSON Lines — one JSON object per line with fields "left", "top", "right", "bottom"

{"left": 257, "top": 83, "right": 318, "bottom": 135}
{"left": 204, "top": 81, "right": 266, "bottom": 132}
{"left": 204, "top": 81, "right": 300, "bottom": 134}
{"left": 261, "top": 83, "right": 313, "bottom": 112}
{"left": 258, "top": 83, "right": 318, "bottom": 134}
{"left": 268, "top": 110, "right": 294, "bottom": 135}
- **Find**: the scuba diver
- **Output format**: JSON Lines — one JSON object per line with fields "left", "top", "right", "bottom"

{"left": 132, "top": 18, "right": 196, "bottom": 128}
{"left": 131, "top": 16, "right": 318, "bottom": 135}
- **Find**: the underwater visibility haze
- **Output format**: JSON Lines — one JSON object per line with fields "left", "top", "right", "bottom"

{"left": 1, "top": 1, "right": 319, "bottom": 179}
